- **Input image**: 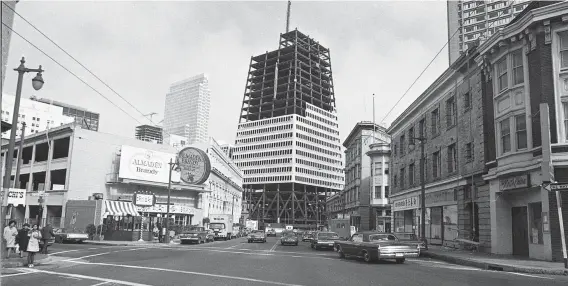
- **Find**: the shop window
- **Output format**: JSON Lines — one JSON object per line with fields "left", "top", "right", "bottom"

{"left": 529, "top": 202, "right": 544, "bottom": 245}
{"left": 443, "top": 205, "right": 458, "bottom": 242}
{"left": 394, "top": 209, "right": 415, "bottom": 233}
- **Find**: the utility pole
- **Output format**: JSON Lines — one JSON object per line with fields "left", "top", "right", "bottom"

{"left": 14, "top": 122, "right": 26, "bottom": 189}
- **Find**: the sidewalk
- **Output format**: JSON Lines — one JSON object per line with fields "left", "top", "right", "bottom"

{"left": 1, "top": 254, "right": 51, "bottom": 268}
{"left": 84, "top": 239, "right": 180, "bottom": 246}
{"left": 423, "top": 245, "right": 568, "bottom": 276}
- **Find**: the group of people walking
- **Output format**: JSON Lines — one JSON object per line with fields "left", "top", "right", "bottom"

{"left": 3, "top": 220, "right": 55, "bottom": 267}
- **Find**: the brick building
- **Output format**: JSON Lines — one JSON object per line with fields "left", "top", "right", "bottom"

{"left": 387, "top": 47, "right": 491, "bottom": 251}
{"left": 478, "top": 1, "right": 568, "bottom": 261}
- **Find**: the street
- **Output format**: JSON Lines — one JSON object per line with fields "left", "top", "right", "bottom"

{"left": 2, "top": 237, "right": 568, "bottom": 286}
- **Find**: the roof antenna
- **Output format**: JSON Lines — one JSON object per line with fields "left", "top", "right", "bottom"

{"left": 286, "top": 1, "right": 291, "bottom": 33}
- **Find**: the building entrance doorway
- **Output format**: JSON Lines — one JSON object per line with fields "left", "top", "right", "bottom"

{"left": 511, "top": 206, "right": 529, "bottom": 256}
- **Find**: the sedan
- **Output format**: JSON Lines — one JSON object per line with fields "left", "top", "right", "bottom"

{"left": 248, "top": 230, "right": 267, "bottom": 243}
{"left": 54, "top": 229, "right": 89, "bottom": 243}
{"left": 280, "top": 232, "right": 299, "bottom": 246}
{"left": 311, "top": 232, "right": 340, "bottom": 250}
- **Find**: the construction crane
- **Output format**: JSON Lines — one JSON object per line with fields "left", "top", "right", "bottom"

{"left": 143, "top": 112, "right": 157, "bottom": 122}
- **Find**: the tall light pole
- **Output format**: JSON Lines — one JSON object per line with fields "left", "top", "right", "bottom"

{"left": 409, "top": 137, "right": 426, "bottom": 243}
{"left": 164, "top": 158, "right": 178, "bottom": 243}
{"left": 0, "top": 57, "right": 44, "bottom": 268}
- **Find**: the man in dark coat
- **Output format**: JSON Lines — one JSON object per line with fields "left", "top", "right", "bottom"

{"left": 40, "top": 224, "right": 55, "bottom": 254}
{"left": 17, "top": 223, "right": 30, "bottom": 258}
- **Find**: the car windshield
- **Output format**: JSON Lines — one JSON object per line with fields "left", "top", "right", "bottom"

{"left": 252, "top": 230, "right": 264, "bottom": 234}
{"left": 283, "top": 232, "right": 295, "bottom": 237}
{"left": 210, "top": 223, "right": 225, "bottom": 229}
{"left": 318, "top": 232, "right": 339, "bottom": 239}
{"left": 369, "top": 234, "right": 398, "bottom": 241}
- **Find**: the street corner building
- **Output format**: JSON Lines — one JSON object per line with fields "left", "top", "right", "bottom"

{"left": 327, "top": 122, "right": 392, "bottom": 233}
{"left": 233, "top": 29, "right": 345, "bottom": 230}
{"left": 476, "top": 1, "right": 568, "bottom": 262}
{"left": 0, "top": 123, "right": 243, "bottom": 242}
{"left": 387, "top": 29, "right": 489, "bottom": 251}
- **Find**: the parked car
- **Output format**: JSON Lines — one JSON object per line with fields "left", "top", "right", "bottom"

{"left": 206, "top": 230, "right": 215, "bottom": 242}
{"left": 395, "top": 232, "right": 428, "bottom": 251}
{"left": 54, "top": 228, "right": 89, "bottom": 243}
{"left": 247, "top": 230, "right": 266, "bottom": 243}
{"left": 302, "top": 231, "right": 313, "bottom": 242}
{"left": 311, "top": 231, "right": 340, "bottom": 250}
{"left": 334, "top": 232, "right": 420, "bottom": 264}
{"left": 39, "top": 236, "right": 55, "bottom": 249}
{"left": 280, "top": 231, "right": 299, "bottom": 246}
{"left": 266, "top": 229, "right": 276, "bottom": 237}
{"left": 179, "top": 230, "right": 207, "bottom": 244}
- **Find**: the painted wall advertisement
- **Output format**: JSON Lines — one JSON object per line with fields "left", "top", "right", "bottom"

{"left": 393, "top": 196, "right": 419, "bottom": 211}
{"left": 119, "top": 146, "right": 176, "bottom": 184}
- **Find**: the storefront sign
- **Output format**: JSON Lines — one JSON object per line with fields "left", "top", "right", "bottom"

{"left": 6, "top": 188, "right": 26, "bottom": 206}
{"left": 133, "top": 192, "right": 155, "bottom": 206}
{"left": 393, "top": 196, "right": 419, "bottom": 211}
{"left": 135, "top": 204, "right": 195, "bottom": 214}
{"left": 499, "top": 174, "right": 529, "bottom": 191}
{"left": 177, "top": 147, "right": 211, "bottom": 185}
{"left": 425, "top": 189, "right": 457, "bottom": 206}
{"left": 119, "top": 146, "right": 176, "bottom": 184}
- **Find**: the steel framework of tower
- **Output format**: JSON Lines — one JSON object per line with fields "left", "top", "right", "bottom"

{"left": 236, "top": 29, "right": 342, "bottom": 229}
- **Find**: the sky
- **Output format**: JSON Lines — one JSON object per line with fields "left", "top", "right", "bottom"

{"left": 2, "top": 0, "right": 450, "bottom": 145}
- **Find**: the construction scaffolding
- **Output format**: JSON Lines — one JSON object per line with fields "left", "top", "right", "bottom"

{"left": 239, "top": 29, "right": 336, "bottom": 123}
{"left": 237, "top": 30, "right": 340, "bottom": 229}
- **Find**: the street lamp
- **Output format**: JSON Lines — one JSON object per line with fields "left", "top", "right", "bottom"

{"left": 408, "top": 136, "right": 426, "bottom": 245}
{"left": 164, "top": 158, "right": 180, "bottom": 243}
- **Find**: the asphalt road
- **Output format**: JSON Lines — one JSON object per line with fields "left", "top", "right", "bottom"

{"left": 2, "top": 237, "right": 568, "bottom": 286}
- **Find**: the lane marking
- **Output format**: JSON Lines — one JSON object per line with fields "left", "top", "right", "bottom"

{"left": 269, "top": 240, "right": 279, "bottom": 252}
{"left": 91, "top": 282, "right": 110, "bottom": 286}
{"left": 19, "top": 268, "right": 153, "bottom": 286}
{"left": 66, "top": 260, "right": 306, "bottom": 286}
{"left": 1, "top": 271, "right": 32, "bottom": 278}
{"left": 500, "top": 272, "right": 554, "bottom": 280}
{"left": 158, "top": 246, "right": 337, "bottom": 260}
{"left": 63, "top": 247, "right": 150, "bottom": 261}
{"left": 50, "top": 247, "right": 101, "bottom": 255}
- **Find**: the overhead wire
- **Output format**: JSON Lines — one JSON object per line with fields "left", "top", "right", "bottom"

{"left": 381, "top": 0, "right": 519, "bottom": 125}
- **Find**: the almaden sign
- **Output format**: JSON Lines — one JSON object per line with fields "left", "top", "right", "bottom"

{"left": 118, "top": 145, "right": 211, "bottom": 185}
{"left": 119, "top": 146, "right": 176, "bottom": 184}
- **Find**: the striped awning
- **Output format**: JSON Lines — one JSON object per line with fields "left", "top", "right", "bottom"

{"left": 103, "top": 200, "right": 140, "bottom": 217}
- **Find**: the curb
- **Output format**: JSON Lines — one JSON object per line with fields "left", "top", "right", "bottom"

{"left": 1, "top": 256, "right": 53, "bottom": 269}
{"left": 82, "top": 241, "right": 131, "bottom": 246}
{"left": 422, "top": 251, "right": 568, "bottom": 276}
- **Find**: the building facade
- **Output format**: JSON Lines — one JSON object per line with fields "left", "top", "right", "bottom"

{"left": 327, "top": 122, "right": 391, "bottom": 232}
{"left": 30, "top": 96, "right": 100, "bottom": 131}
{"left": 219, "top": 143, "right": 235, "bottom": 159}
{"left": 478, "top": 1, "right": 568, "bottom": 261}
{"left": 163, "top": 74, "right": 210, "bottom": 144}
{"left": 447, "top": 0, "right": 531, "bottom": 65}
{"left": 234, "top": 29, "right": 344, "bottom": 228}
{"left": 135, "top": 124, "right": 163, "bottom": 144}
{"left": 2, "top": 93, "right": 75, "bottom": 139}
{"left": 1, "top": 0, "right": 18, "bottom": 91}
{"left": 388, "top": 47, "right": 490, "bottom": 251}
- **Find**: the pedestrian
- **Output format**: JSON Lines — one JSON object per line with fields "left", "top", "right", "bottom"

{"left": 40, "top": 223, "right": 55, "bottom": 254}
{"left": 16, "top": 223, "right": 30, "bottom": 258}
{"left": 3, "top": 220, "right": 18, "bottom": 259}
{"left": 26, "top": 224, "right": 42, "bottom": 267}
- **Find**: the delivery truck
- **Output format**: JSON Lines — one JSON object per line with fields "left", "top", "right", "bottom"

{"left": 209, "top": 214, "right": 233, "bottom": 240}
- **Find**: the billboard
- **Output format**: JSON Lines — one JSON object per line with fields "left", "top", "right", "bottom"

{"left": 118, "top": 146, "right": 176, "bottom": 184}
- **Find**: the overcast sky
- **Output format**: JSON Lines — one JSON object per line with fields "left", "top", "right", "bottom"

{"left": 3, "top": 0, "right": 449, "bottom": 145}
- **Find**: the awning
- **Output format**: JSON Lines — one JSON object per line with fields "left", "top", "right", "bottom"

{"left": 103, "top": 200, "right": 140, "bottom": 217}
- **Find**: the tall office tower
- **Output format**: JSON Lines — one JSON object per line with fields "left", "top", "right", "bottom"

{"left": 233, "top": 29, "right": 345, "bottom": 228}
{"left": 30, "top": 96, "right": 100, "bottom": 131}
{"left": 135, "top": 124, "right": 163, "bottom": 144}
{"left": 447, "top": 0, "right": 531, "bottom": 64}
{"left": 163, "top": 74, "right": 210, "bottom": 144}
{"left": 1, "top": 0, "right": 18, "bottom": 92}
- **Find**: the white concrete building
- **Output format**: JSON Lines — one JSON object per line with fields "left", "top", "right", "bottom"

{"left": 163, "top": 74, "right": 210, "bottom": 144}
{"left": 1, "top": 93, "right": 75, "bottom": 139}
{"left": 219, "top": 143, "right": 235, "bottom": 159}
{"left": 202, "top": 138, "right": 243, "bottom": 225}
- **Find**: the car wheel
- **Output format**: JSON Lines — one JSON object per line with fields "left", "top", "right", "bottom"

{"left": 337, "top": 246, "right": 345, "bottom": 258}
{"left": 310, "top": 244, "right": 314, "bottom": 249}
{"left": 362, "top": 251, "right": 373, "bottom": 263}
{"left": 263, "top": 239, "right": 266, "bottom": 243}
{"left": 295, "top": 243, "right": 298, "bottom": 246}
{"left": 396, "top": 258, "right": 405, "bottom": 264}
{"left": 315, "top": 245, "right": 319, "bottom": 250}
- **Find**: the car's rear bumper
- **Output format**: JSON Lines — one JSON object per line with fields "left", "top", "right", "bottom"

{"left": 181, "top": 238, "right": 201, "bottom": 242}
{"left": 378, "top": 251, "right": 420, "bottom": 259}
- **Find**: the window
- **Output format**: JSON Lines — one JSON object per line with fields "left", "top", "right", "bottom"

{"left": 409, "top": 163, "right": 415, "bottom": 185}
{"left": 497, "top": 58, "right": 508, "bottom": 92}
{"left": 515, "top": 114, "right": 527, "bottom": 150}
{"left": 529, "top": 202, "right": 543, "bottom": 245}
{"left": 393, "top": 175, "right": 398, "bottom": 187}
{"left": 399, "top": 135, "right": 406, "bottom": 155}
{"left": 374, "top": 163, "right": 382, "bottom": 176}
{"left": 559, "top": 31, "right": 568, "bottom": 69}
{"left": 433, "top": 151, "right": 440, "bottom": 178}
{"left": 400, "top": 168, "right": 405, "bottom": 188}
{"left": 374, "top": 186, "right": 382, "bottom": 199}
{"left": 431, "top": 109, "right": 440, "bottom": 135}
{"left": 384, "top": 186, "right": 390, "bottom": 198}
{"left": 463, "top": 91, "right": 471, "bottom": 109}
{"left": 408, "top": 127, "right": 414, "bottom": 143}
{"left": 500, "top": 118, "right": 511, "bottom": 153}
{"left": 465, "top": 142, "right": 473, "bottom": 162}
{"left": 564, "top": 102, "right": 568, "bottom": 141}
{"left": 447, "top": 144, "right": 457, "bottom": 173}
{"left": 419, "top": 118, "right": 425, "bottom": 138}
{"left": 512, "top": 51, "right": 524, "bottom": 85}
{"left": 446, "top": 96, "right": 457, "bottom": 127}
